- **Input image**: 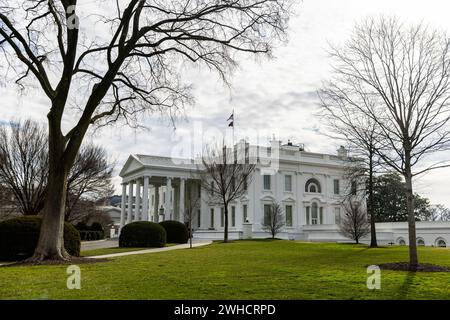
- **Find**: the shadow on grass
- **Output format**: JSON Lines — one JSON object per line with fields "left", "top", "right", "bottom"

{"left": 397, "top": 271, "right": 416, "bottom": 299}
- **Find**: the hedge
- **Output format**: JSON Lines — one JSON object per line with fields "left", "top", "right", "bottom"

{"left": 119, "top": 221, "right": 166, "bottom": 248}
{"left": 0, "top": 216, "right": 81, "bottom": 261}
{"left": 159, "top": 220, "right": 189, "bottom": 244}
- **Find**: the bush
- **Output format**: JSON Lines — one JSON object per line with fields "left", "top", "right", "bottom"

{"left": 79, "top": 231, "right": 104, "bottom": 241}
{"left": 90, "top": 222, "right": 104, "bottom": 232}
{"left": 0, "top": 216, "right": 81, "bottom": 261}
{"left": 159, "top": 220, "right": 189, "bottom": 244}
{"left": 74, "top": 221, "right": 89, "bottom": 231}
{"left": 119, "top": 221, "right": 166, "bottom": 248}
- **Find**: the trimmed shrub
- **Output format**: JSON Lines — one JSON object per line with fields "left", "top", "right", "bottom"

{"left": 159, "top": 220, "right": 189, "bottom": 244}
{"left": 119, "top": 221, "right": 166, "bottom": 248}
{"left": 79, "top": 231, "right": 104, "bottom": 241}
{"left": 74, "top": 221, "right": 89, "bottom": 231}
{"left": 0, "top": 216, "right": 81, "bottom": 261}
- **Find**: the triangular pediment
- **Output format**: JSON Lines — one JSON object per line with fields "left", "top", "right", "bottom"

{"left": 119, "top": 155, "right": 144, "bottom": 177}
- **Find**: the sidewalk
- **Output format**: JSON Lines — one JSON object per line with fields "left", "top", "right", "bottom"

{"left": 86, "top": 240, "right": 213, "bottom": 259}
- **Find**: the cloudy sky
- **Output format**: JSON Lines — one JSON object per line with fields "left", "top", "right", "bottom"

{"left": 1, "top": 0, "right": 450, "bottom": 206}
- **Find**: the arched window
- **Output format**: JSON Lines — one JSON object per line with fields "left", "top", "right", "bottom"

{"left": 436, "top": 238, "right": 447, "bottom": 248}
{"left": 311, "top": 203, "right": 318, "bottom": 224}
{"left": 305, "top": 178, "right": 321, "bottom": 193}
{"left": 417, "top": 238, "right": 425, "bottom": 246}
{"left": 397, "top": 237, "right": 406, "bottom": 246}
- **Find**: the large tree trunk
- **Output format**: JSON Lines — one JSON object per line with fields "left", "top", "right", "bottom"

{"left": 368, "top": 152, "right": 378, "bottom": 247}
{"left": 404, "top": 151, "right": 418, "bottom": 269}
{"left": 224, "top": 205, "right": 229, "bottom": 243}
{"left": 30, "top": 132, "right": 69, "bottom": 261}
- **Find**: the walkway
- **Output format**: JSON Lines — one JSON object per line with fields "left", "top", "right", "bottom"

{"left": 86, "top": 240, "right": 213, "bottom": 259}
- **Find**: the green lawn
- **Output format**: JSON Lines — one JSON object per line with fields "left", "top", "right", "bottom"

{"left": 1, "top": 240, "right": 450, "bottom": 299}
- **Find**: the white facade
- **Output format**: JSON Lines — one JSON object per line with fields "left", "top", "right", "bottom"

{"left": 118, "top": 140, "right": 450, "bottom": 247}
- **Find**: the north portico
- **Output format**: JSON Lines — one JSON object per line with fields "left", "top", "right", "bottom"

{"left": 119, "top": 155, "right": 202, "bottom": 229}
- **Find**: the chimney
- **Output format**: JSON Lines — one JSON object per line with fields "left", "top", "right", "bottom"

{"left": 337, "top": 146, "right": 348, "bottom": 158}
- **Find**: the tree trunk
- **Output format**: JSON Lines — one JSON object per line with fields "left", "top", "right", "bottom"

{"left": 29, "top": 138, "right": 69, "bottom": 261}
{"left": 404, "top": 148, "right": 418, "bottom": 269}
{"left": 224, "top": 205, "right": 229, "bottom": 243}
{"left": 368, "top": 151, "right": 378, "bottom": 247}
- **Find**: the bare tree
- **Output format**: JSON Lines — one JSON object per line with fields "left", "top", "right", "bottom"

{"left": 0, "top": 0, "right": 292, "bottom": 261}
{"left": 65, "top": 144, "right": 115, "bottom": 221}
{"left": 199, "top": 142, "right": 256, "bottom": 242}
{"left": 184, "top": 182, "right": 200, "bottom": 249}
{"left": 338, "top": 198, "right": 370, "bottom": 244}
{"left": 0, "top": 120, "right": 48, "bottom": 215}
{"left": 261, "top": 202, "right": 285, "bottom": 239}
{"left": 0, "top": 119, "right": 114, "bottom": 222}
{"left": 318, "top": 87, "right": 384, "bottom": 247}
{"left": 325, "top": 16, "right": 450, "bottom": 269}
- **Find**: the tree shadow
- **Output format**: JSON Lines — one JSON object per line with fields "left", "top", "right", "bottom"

{"left": 397, "top": 271, "right": 416, "bottom": 299}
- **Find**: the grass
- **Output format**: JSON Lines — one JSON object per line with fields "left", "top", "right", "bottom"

{"left": 1, "top": 240, "right": 450, "bottom": 299}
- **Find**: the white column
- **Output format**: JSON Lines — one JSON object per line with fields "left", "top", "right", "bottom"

{"left": 154, "top": 186, "right": 160, "bottom": 222}
{"left": 142, "top": 176, "right": 150, "bottom": 221}
{"left": 127, "top": 181, "right": 134, "bottom": 224}
{"left": 179, "top": 178, "right": 185, "bottom": 223}
{"left": 120, "top": 183, "right": 127, "bottom": 231}
{"left": 134, "top": 179, "right": 141, "bottom": 221}
{"left": 165, "top": 177, "right": 172, "bottom": 220}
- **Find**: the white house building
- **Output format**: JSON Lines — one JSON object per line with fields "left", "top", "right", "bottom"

{"left": 118, "top": 139, "right": 450, "bottom": 247}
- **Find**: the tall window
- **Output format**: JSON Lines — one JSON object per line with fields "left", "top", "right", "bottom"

{"left": 197, "top": 209, "right": 201, "bottom": 228}
{"left": 151, "top": 194, "right": 154, "bottom": 205}
{"left": 334, "top": 207, "right": 341, "bottom": 224}
{"left": 286, "top": 205, "right": 293, "bottom": 227}
{"left": 285, "top": 175, "right": 292, "bottom": 192}
{"left": 264, "top": 204, "right": 272, "bottom": 225}
{"left": 231, "top": 206, "right": 236, "bottom": 227}
{"left": 306, "top": 206, "right": 310, "bottom": 225}
{"left": 210, "top": 208, "right": 214, "bottom": 228}
{"left": 198, "top": 183, "right": 202, "bottom": 196}
{"left": 311, "top": 203, "right": 318, "bottom": 225}
{"left": 210, "top": 181, "right": 214, "bottom": 195}
{"left": 220, "top": 207, "right": 224, "bottom": 227}
{"left": 263, "top": 175, "right": 271, "bottom": 190}
{"left": 243, "top": 204, "right": 248, "bottom": 222}
{"left": 333, "top": 179, "right": 340, "bottom": 195}
{"left": 319, "top": 207, "right": 323, "bottom": 224}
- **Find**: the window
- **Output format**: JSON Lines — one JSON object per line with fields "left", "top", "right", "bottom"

{"left": 286, "top": 205, "right": 293, "bottom": 227}
{"left": 244, "top": 179, "right": 248, "bottom": 191}
{"left": 306, "top": 206, "right": 310, "bottom": 225}
{"left": 417, "top": 239, "right": 425, "bottom": 246}
{"left": 243, "top": 204, "right": 248, "bottom": 222}
{"left": 351, "top": 181, "right": 357, "bottom": 195}
{"left": 151, "top": 194, "right": 154, "bottom": 205}
{"left": 197, "top": 209, "right": 201, "bottom": 228}
{"left": 311, "top": 203, "right": 318, "bottom": 225}
{"left": 285, "top": 175, "right": 292, "bottom": 192}
{"left": 163, "top": 191, "right": 166, "bottom": 203}
{"left": 319, "top": 207, "right": 323, "bottom": 224}
{"left": 231, "top": 206, "right": 236, "bottom": 227}
{"left": 210, "top": 208, "right": 214, "bottom": 228}
{"left": 220, "top": 208, "right": 224, "bottom": 227}
{"left": 305, "top": 178, "right": 321, "bottom": 193}
{"left": 198, "top": 184, "right": 201, "bottom": 196}
{"left": 264, "top": 204, "right": 272, "bottom": 225}
{"left": 333, "top": 179, "right": 340, "bottom": 195}
{"left": 210, "top": 182, "right": 214, "bottom": 195}
{"left": 334, "top": 207, "right": 341, "bottom": 224}
{"left": 398, "top": 239, "right": 406, "bottom": 246}
{"left": 263, "top": 175, "right": 271, "bottom": 190}
{"left": 437, "top": 239, "right": 447, "bottom": 247}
